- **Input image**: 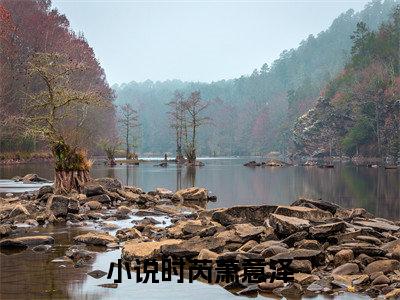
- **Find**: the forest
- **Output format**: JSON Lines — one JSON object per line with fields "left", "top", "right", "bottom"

{"left": 0, "top": 0, "right": 399, "bottom": 161}
{"left": 113, "top": 0, "right": 399, "bottom": 157}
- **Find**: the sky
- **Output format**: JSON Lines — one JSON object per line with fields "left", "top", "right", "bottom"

{"left": 52, "top": 0, "right": 371, "bottom": 85}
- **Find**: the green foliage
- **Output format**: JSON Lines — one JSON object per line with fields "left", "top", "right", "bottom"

{"left": 341, "top": 117, "right": 373, "bottom": 155}
{"left": 52, "top": 140, "right": 91, "bottom": 171}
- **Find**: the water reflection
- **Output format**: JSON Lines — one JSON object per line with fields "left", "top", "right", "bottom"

{"left": 0, "top": 158, "right": 399, "bottom": 219}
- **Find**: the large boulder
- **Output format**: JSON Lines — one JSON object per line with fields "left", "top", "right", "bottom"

{"left": 93, "top": 178, "right": 122, "bottom": 192}
{"left": 85, "top": 194, "right": 111, "bottom": 204}
{"left": 172, "top": 187, "right": 208, "bottom": 202}
{"left": 269, "top": 249, "right": 325, "bottom": 267}
{"left": 212, "top": 205, "right": 277, "bottom": 226}
{"left": 364, "top": 259, "right": 400, "bottom": 275}
{"left": 291, "top": 198, "right": 340, "bottom": 214}
{"left": 82, "top": 183, "right": 106, "bottom": 197}
{"left": 268, "top": 213, "right": 310, "bottom": 236}
{"left": 309, "top": 221, "right": 346, "bottom": 238}
{"left": 46, "top": 195, "right": 70, "bottom": 217}
{"left": 20, "top": 174, "right": 50, "bottom": 183}
{"left": 274, "top": 205, "right": 332, "bottom": 222}
{"left": 122, "top": 239, "right": 182, "bottom": 260}
{"left": 353, "top": 220, "right": 400, "bottom": 232}
{"left": 0, "top": 235, "right": 54, "bottom": 249}
{"left": 74, "top": 232, "right": 118, "bottom": 246}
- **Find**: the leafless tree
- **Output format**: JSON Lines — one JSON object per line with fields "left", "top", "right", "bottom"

{"left": 167, "top": 91, "right": 186, "bottom": 162}
{"left": 118, "top": 103, "right": 139, "bottom": 159}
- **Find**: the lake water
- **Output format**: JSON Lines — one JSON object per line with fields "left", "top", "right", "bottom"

{"left": 0, "top": 157, "right": 398, "bottom": 300}
{"left": 1, "top": 157, "right": 399, "bottom": 219}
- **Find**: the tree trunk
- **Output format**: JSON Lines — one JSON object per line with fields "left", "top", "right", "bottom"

{"left": 54, "top": 170, "right": 90, "bottom": 194}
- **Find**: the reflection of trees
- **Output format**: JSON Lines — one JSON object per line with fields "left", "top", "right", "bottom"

{"left": 184, "top": 166, "right": 196, "bottom": 188}
{"left": 176, "top": 165, "right": 182, "bottom": 190}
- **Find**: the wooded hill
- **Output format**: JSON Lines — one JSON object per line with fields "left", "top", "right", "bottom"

{"left": 114, "top": 0, "right": 398, "bottom": 156}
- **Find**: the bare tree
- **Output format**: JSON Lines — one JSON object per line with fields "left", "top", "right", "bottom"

{"left": 25, "top": 52, "right": 109, "bottom": 193}
{"left": 118, "top": 103, "right": 139, "bottom": 159}
{"left": 167, "top": 91, "right": 186, "bottom": 162}
{"left": 183, "top": 91, "right": 210, "bottom": 163}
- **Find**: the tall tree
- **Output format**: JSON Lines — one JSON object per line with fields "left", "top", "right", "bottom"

{"left": 183, "top": 91, "right": 210, "bottom": 163}
{"left": 119, "top": 103, "right": 139, "bottom": 159}
{"left": 167, "top": 91, "right": 186, "bottom": 162}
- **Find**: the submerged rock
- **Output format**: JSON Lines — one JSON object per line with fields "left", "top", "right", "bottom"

{"left": 0, "top": 235, "right": 54, "bottom": 249}
{"left": 74, "top": 232, "right": 118, "bottom": 246}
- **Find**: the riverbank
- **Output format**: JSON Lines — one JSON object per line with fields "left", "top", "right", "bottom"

{"left": 1, "top": 177, "right": 399, "bottom": 299}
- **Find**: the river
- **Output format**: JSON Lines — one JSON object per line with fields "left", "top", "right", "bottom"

{"left": 0, "top": 157, "right": 398, "bottom": 299}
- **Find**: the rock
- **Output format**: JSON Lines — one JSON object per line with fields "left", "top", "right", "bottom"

{"left": 98, "top": 283, "right": 118, "bottom": 288}
{"left": 290, "top": 259, "right": 313, "bottom": 273}
{"left": 65, "top": 245, "right": 95, "bottom": 261}
{"left": 67, "top": 199, "right": 79, "bottom": 213}
{"left": 172, "top": 187, "right": 208, "bottom": 202}
{"left": 8, "top": 204, "right": 30, "bottom": 218}
{"left": 88, "top": 270, "right": 108, "bottom": 279}
{"left": 21, "top": 174, "right": 50, "bottom": 183}
{"left": 249, "top": 241, "right": 286, "bottom": 254}
{"left": 334, "top": 249, "right": 354, "bottom": 267}
{"left": 46, "top": 195, "right": 69, "bottom": 217}
{"left": 281, "top": 231, "right": 308, "bottom": 247}
{"left": 230, "top": 223, "right": 265, "bottom": 242}
{"left": 74, "top": 232, "right": 118, "bottom": 246}
{"left": 365, "top": 260, "right": 400, "bottom": 275}
{"left": 268, "top": 213, "right": 310, "bottom": 236}
{"left": 372, "top": 275, "right": 390, "bottom": 285}
{"left": 116, "top": 189, "right": 140, "bottom": 202}
{"left": 294, "top": 273, "right": 320, "bottom": 285}
{"left": 307, "top": 277, "right": 333, "bottom": 293}
{"left": 294, "top": 239, "right": 320, "bottom": 250}
{"left": 258, "top": 280, "right": 284, "bottom": 291}
{"left": 332, "top": 263, "right": 359, "bottom": 275}
{"left": 37, "top": 185, "right": 54, "bottom": 198}
{"left": 155, "top": 188, "right": 173, "bottom": 198}
{"left": 309, "top": 221, "right": 346, "bottom": 238}
{"left": 274, "top": 282, "right": 303, "bottom": 297}
{"left": 122, "top": 239, "right": 182, "bottom": 260}
{"left": 353, "top": 220, "right": 400, "bottom": 232}
{"left": 212, "top": 205, "right": 277, "bottom": 226}
{"left": 197, "top": 249, "right": 218, "bottom": 261}
{"left": 0, "top": 235, "right": 54, "bottom": 249}
{"left": 5, "top": 193, "right": 13, "bottom": 198}
{"left": 260, "top": 245, "right": 288, "bottom": 258}
{"left": 244, "top": 161, "right": 261, "bottom": 167}
{"left": 93, "top": 177, "right": 122, "bottom": 192}
{"left": 85, "top": 200, "right": 102, "bottom": 210}
{"left": 237, "top": 285, "right": 258, "bottom": 296}
{"left": 335, "top": 208, "right": 373, "bottom": 219}
{"left": 82, "top": 183, "right": 106, "bottom": 197}
{"left": 86, "top": 194, "right": 111, "bottom": 204}
{"left": 32, "top": 244, "right": 52, "bottom": 252}
{"left": 355, "top": 235, "right": 382, "bottom": 245}
{"left": 161, "top": 236, "right": 226, "bottom": 258}
{"left": 327, "top": 242, "right": 386, "bottom": 257}
{"left": 239, "top": 240, "right": 258, "bottom": 252}
{"left": 269, "top": 249, "right": 325, "bottom": 267}
{"left": 291, "top": 198, "right": 340, "bottom": 214}
{"left": 116, "top": 228, "right": 142, "bottom": 241}
{"left": 117, "top": 205, "right": 131, "bottom": 215}
{"left": 385, "top": 288, "right": 400, "bottom": 299}
{"left": 0, "top": 225, "right": 13, "bottom": 237}
{"left": 101, "top": 222, "right": 119, "bottom": 230}
{"left": 274, "top": 205, "right": 332, "bottom": 221}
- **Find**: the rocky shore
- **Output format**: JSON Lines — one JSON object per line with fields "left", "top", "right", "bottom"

{"left": 1, "top": 177, "right": 400, "bottom": 299}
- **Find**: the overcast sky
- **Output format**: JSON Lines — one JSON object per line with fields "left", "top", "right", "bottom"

{"left": 52, "top": 0, "right": 370, "bottom": 85}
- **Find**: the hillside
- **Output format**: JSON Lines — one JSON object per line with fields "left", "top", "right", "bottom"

{"left": 293, "top": 5, "right": 400, "bottom": 160}
{"left": 114, "top": 0, "right": 398, "bottom": 156}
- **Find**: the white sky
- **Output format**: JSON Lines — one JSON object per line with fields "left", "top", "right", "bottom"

{"left": 52, "top": 0, "right": 370, "bottom": 84}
